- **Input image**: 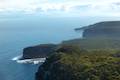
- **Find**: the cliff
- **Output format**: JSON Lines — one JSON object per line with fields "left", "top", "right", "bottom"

{"left": 75, "top": 21, "right": 120, "bottom": 38}
{"left": 22, "top": 44, "right": 57, "bottom": 59}
{"left": 36, "top": 45, "right": 120, "bottom": 80}
{"left": 22, "top": 38, "right": 120, "bottom": 60}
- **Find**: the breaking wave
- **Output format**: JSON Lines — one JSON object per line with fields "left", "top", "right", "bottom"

{"left": 12, "top": 55, "right": 22, "bottom": 61}
{"left": 12, "top": 56, "right": 46, "bottom": 64}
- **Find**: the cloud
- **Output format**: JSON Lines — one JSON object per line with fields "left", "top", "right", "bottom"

{"left": 0, "top": 0, "right": 120, "bottom": 17}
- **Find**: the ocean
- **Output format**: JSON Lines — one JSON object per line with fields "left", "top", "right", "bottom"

{"left": 0, "top": 17, "right": 84, "bottom": 80}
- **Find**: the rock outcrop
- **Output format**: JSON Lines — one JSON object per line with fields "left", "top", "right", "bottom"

{"left": 22, "top": 44, "right": 57, "bottom": 59}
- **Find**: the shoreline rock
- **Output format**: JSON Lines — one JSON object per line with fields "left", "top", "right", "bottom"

{"left": 22, "top": 44, "right": 57, "bottom": 59}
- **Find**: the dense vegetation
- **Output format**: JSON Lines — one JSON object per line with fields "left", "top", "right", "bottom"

{"left": 62, "top": 38, "right": 120, "bottom": 49}
{"left": 36, "top": 45, "right": 120, "bottom": 80}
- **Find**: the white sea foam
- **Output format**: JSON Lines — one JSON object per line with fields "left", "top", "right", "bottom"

{"left": 12, "top": 55, "right": 22, "bottom": 61}
{"left": 16, "top": 58, "right": 46, "bottom": 64}
{"left": 12, "top": 56, "right": 46, "bottom": 64}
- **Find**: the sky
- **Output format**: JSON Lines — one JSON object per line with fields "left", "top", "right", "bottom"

{"left": 0, "top": 0, "right": 120, "bottom": 17}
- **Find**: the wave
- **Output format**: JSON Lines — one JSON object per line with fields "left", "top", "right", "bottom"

{"left": 16, "top": 58, "right": 46, "bottom": 64}
{"left": 12, "top": 56, "right": 46, "bottom": 64}
{"left": 12, "top": 55, "right": 22, "bottom": 61}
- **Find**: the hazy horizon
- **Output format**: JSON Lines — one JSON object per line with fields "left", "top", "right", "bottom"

{"left": 0, "top": 0, "right": 120, "bottom": 21}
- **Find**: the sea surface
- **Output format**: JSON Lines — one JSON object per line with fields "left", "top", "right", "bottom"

{"left": 0, "top": 16, "right": 117, "bottom": 80}
{"left": 0, "top": 17, "right": 85, "bottom": 80}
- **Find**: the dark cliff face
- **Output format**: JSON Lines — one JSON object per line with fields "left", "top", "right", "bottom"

{"left": 78, "top": 21, "right": 120, "bottom": 38}
{"left": 22, "top": 44, "right": 57, "bottom": 59}
{"left": 35, "top": 45, "right": 120, "bottom": 80}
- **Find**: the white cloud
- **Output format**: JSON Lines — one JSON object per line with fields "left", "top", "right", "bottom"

{"left": 0, "top": 0, "right": 120, "bottom": 16}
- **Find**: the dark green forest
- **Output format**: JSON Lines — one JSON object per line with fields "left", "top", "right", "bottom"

{"left": 36, "top": 45, "right": 120, "bottom": 80}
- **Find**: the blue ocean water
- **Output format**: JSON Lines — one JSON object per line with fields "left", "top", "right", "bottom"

{"left": 0, "top": 17, "right": 84, "bottom": 80}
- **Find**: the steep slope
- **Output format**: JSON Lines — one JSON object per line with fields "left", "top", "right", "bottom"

{"left": 76, "top": 21, "right": 120, "bottom": 38}
{"left": 22, "top": 44, "right": 57, "bottom": 59}
{"left": 36, "top": 45, "right": 120, "bottom": 80}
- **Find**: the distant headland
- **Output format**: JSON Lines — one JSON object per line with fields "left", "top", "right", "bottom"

{"left": 75, "top": 21, "right": 120, "bottom": 38}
